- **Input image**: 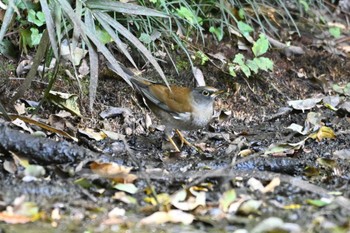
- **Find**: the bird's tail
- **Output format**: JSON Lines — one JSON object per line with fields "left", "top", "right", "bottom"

{"left": 107, "top": 61, "right": 156, "bottom": 88}
{"left": 106, "top": 61, "right": 135, "bottom": 77}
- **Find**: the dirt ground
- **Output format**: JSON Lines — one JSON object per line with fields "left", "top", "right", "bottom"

{"left": 1, "top": 23, "right": 350, "bottom": 233}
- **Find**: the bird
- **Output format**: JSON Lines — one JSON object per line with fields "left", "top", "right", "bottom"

{"left": 108, "top": 63, "right": 223, "bottom": 152}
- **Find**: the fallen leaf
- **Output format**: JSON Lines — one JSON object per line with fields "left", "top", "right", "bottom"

{"left": 140, "top": 210, "right": 194, "bottom": 225}
{"left": 238, "top": 149, "right": 254, "bottom": 157}
{"left": 283, "top": 204, "right": 301, "bottom": 210}
{"left": 108, "top": 207, "right": 126, "bottom": 218}
{"left": 322, "top": 95, "right": 340, "bottom": 110}
{"left": 11, "top": 118, "right": 33, "bottom": 133}
{"left": 309, "top": 126, "right": 336, "bottom": 141}
{"left": 316, "top": 158, "right": 337, "bottom": 169}
{"left": 100, "top": 107, "right": 132, "bottom": 119}
{"left": 262, "top": 177, "right": 280, "bottom": 193}
{"left": 0, "top": 197, "right": 41, "bottom": 224}
{"left": 219, "top": 189, "right": 236, "bottom": 212}
{"left": 14, "top": 102, "right": 26, "bottom": 115}
{"left": 112, "top": 192, "right": 137, "bottom": 205}
{"left": 237, "top": 199, "right": 262, "bottom": 215}
{"left": 193, "top": 66, "right": 206, "bottom": 86}
{"left": 78, "top": 128, "right": 107, "bottom": 141}
{"left": 306, "top": 198, "right": 331, "bottom": 207}
{"left": 113, "top": 183, "right": 138, "bottom": 194}
{"left": 247, "top": 178, "right": 264, "bottom": 192}
{"left": 171, "top": 189, "right": 206, "bottom": 211}
{"left": 0, "top": 212, "right": 33, "bottom": 224}
{"left": 90, "top": 162, "right": 137, "bottom": 183}
{"left": 9, "top": 114, "right": 78, "bottom": 141}
{"left": 251, "top": 217, "right": 287, "bottom": 233}
{"left": 287, "top": 123, "right": 307, "bottom": 135}
{"left": 264, "top": 141, "right": 305, "bottom": 156}
{"left": 78, "top": 59, "right": 90, "bottom": 77}
{"left": 102, "top": 207, "right": 127, "bottom": 225}
{"left": 339, "top": 101, "right": 350, "bottom": 113}
{"left": 60, "top": 40, "right": 88, "bottom": 66}
{"left": 287, "top": 98, "right": 323, "bottom": 111}
{"left": 144, "top": 193, "right": 171, "bottom": 206}
{"left": 24, "top": 164, "right": 46, "bottom": 178}
{"left": 47, "top": 91, "right": 81, "bottom": 117}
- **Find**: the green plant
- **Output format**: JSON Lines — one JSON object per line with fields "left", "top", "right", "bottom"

{"left": 193, "top": 50, "right": 209, "bottom": 65}
{"left": 0, "top": 0, "right": 331, "bottom": 113}
{"left": 332, "top": 83, "right": 350, "bottom": 96}
{"left": 329, "top": 26, "right": 341, "bottom": 38}
{"left": 229, "top": 33, "right": 274, "bottom": 78}
{"left": 0, "top": 0, "right": 170, "bottom": 112}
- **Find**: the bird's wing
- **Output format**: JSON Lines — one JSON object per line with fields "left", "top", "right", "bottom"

{"left": 130, "top": 77, "right": 193, "bottom": 117}
{"left": 148, "top": 85, "right": 193, "bottom": 114}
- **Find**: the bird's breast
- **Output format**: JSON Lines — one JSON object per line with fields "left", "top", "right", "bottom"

{"left": 190, "top": 104, "right": 214, "bottom": 128}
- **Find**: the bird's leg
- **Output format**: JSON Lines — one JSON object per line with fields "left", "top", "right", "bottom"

{"left": 175, "top": 129, "right": 197, "bottom": 149}
{"left": 167, "top": 135, "right": 180, "bottom": 152}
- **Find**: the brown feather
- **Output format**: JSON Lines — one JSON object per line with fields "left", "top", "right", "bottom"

{"left": 148, "top": 85, "right": 192, "bottom": 113}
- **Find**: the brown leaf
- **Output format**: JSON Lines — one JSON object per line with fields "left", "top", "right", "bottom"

{"left": 90, "top": 162, "right": 137, "bottom": 183}
{"left": 310, "top": 126, "right": 336, "bottom": 141}
{"left": 0, "top": 212, "right": 33, "bottom": 224}
{"left": 140, "top": 210, "right": 194, "bottom": 225}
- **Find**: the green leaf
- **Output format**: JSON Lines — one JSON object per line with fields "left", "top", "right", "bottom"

{"left": 139, "top": 33, "right": 152, "bottom": 44}
{"left": 28, "top": 9, "right": 36, "bottom": 23}
{"left": 114, "top": 183, "right": 138, "bottom": 194}
{"left": 219, "top": 189, "right": 236, "bottom": 212}
{"left": 254, "top": 57, "right": 274, "bottom": 71}
{"left": 233, "top": 53, "right": 245, "bottom": 66}
{"left": 24, "top": 165, "right": 46, "bottom": 177}
{"left": 237, "top": 21, "right": 253, "bottom": 38}
{"left": 252, "top": 34, "right": 269, "bottom": 57}
{"left": 209, "top": 26, "right": 223, "bottom": 41}
{"left": 332, "top": 84, "right": 343, "bottom": 94}
{"left": 241, "top": 64, "right": 251, "bottom": 77}
{"left": 233, "top": 53, "right": 252, "bottom": 77}
{"left": 74, "top": 178, "right": 93, "bottom": 189}
{"left": 27, "top": 9, "right": 45, "bottom": 27}
{"left": 344, "top": 83, "right": 350, "bottom": 96}
{"left": 246, "top": 59, "right": 259, "bottom": 74}
{"left": 36, "top": 11, "right": 45, "bottom": 24}
{"left": 299, "top": 0, "right": 310, "bottom": 11}
{"left": 329, "top": 27, "right": 341, "bottom": 38}
{"left": 228, "top": 64, "right": 237, "bottom": 77}
{"left": 238, "top": 9, "right": 245, "bottom": 19}
{"left": 19, "top": 28, "right": 31, "bottom": 51}
{"left": 195, "top": 50, "right": 209, "bottom": 65}
{"left": 96, "top": 26, "right": 112, "bottom": 44}
{"left": 30, "top": 28, "right": 42, "bottom": 46}
{"left": 176, "top": 6, "right": 202, "bottom": 25}
{"left": 306, "top": 199, "right": 330, "bottom": 207}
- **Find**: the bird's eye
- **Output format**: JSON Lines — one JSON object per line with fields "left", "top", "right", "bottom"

{"left": 202, "top": 90, "right": 210, "bottom": 96}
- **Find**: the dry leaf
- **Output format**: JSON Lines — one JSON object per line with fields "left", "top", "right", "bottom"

{"left": 140, "top": 210, "right": 194, "bottom": 225}
{"left": 171, "top": 189, "right": 206, "bottom": 211}
{"left": 78, "top": 128, "right": 107, "bottom": 141}
{"left": 90, "top": 162, "right": 137, "bottom": 183}
{"left": 262, "top": 177, "right": 280, "bottom": 193}
{"left": 309, "top": 126, "right": 336, "bottom": 141}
